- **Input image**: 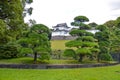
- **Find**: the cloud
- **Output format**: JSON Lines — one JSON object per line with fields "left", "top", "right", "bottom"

{"left": 109, "top": 0, "right": 120, "bottom": 10}
{"left": 24, "top": 0, "right": 120, "bottom": 28}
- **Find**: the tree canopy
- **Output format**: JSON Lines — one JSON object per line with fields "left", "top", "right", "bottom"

{"left": 18, "top": 24, "right": 51, "bottom": 63}
{"left": 0, "top": 0, "right": 33, "bottom": 44}
{"left": 95, "top": 25, "right": 113, "bottom": 61}
{"left": 74, "top": 16, "right": 89, "bottom": 22}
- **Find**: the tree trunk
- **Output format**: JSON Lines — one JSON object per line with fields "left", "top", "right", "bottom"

{"left": 34, "top": 52, "right": 37, "bottom": 64}
{"left": 79, "top": 54, "right": 83, "bottom": 62}
{"left": 97, "top": 54, "right": 100, "bottom": 62}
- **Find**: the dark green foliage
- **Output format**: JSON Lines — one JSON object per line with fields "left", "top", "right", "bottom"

{"left": 79, "top": 24, "right": 91, "bottom": 30}
{"left": 64, "top": 49, "right": 77, "bottom": 59}
{"left": 81, "top": 36, "right": 95, "bottom": 42}
{"left": 0, "top": 0, "right": 32, "bottom": 45}
{"left": 88, "top": 22, "right": 98, "bottom": 28}
{"left": 65, "top": 40, "right": 82, "bottom": 48}
{"left": 18, "top": 24, "right": 51, "bottom": 63}
{"left": 107, "top": 17, "right": 120, "bottom": 62}
{"left": 74, "top": 16, "right": 89, "bottom": 22}
{"left": 0, "top": 0, "right": 23, "bottom": 20}
{"left": 0, "top": 0, "right": 34, "bottom": 59}
{"left": 71, "top": 22, "right": 91, "bottom": 30}
{"left": 0, "top": 0, "right": 33, "bottom": 43}
{"left": 104, "top": 20, "right": 115, "bottom": 28}
{"left": 39, "top": 52, "right": 50, "bottom": 60}
{"left": 76, "top": 48, "right": 91, "bottom": 55}
{"left": 0, "top": 45, "right": 18, "bottom": 59}
{"left": 71, "top": 15, "right": 90, "bottom": 30}
{"left": 100, "top": 53, "right": 113, "bottom": 61}
{"left": 95, "top": 25, "right": 113, "bottom": 61}
{"left": 96, "top": 46, "right": 111, "bottom": 62}
{"left": 110, "top": 28, "right": 120, "bottom": 53}
{"left": 19, "top": 48, "right": 33, "bottom": 54}
{"left": 95, "top": 31, "right": 109, "bottom": 41}
{"left": 70, "top": 29, "right": 86, "bottom": 36}
{"left": 115, "top": 17, "right": 120, "bottom": 28}
{"left": 71, "top": 22, "right": 77, "bottom": 26}
{"left": 90, "top": 48, "right": 100, "bottom": 53}
{"left": 64, "top": 49, "right": 76, "bottom": 57}
{"left": 65, "top": 15, "right": 99, "bottom": 62}
{"left": 0, "top": 19, "right": 11, "bottom": 44}
{"left": 82, "top": 42, "right": 98, "bottom": 47}
{"left": 96, "top": 25, "right": 108, "bottom": 31}
{"left": 99, "top": 41, "right": 110, "bottom": 47}
{"left": 30, "top": 24, "right": 52, "bottom": 40}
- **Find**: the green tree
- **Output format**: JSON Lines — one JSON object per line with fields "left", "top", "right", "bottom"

{"left": 88, "top": 22, "right": 98, "bottom": 29}
{"left": 18, "top": 24, "right": 51, "bottom": 63}
{"left": 65, "top": 36, "right": 99, "bottom": 62}
{"left": 74, "top": 16, "right": 89, "bottom": 22}
{"left": 104, "top": 20, "right": 117, "bottom": 52}
{"left": 71, "top": 15, "right": 91, "bottom": 30}
{"left": 95, "top": 25, "right": 113, "bottom": 62}
{"left": 108, "top": 17, "right": 120, "bottom": 62}
{"left": 104, "top": 20, "right": 116, "bottom": 28}
{"left": 64, "top": 15, "right": 99, "bottom": 62}
{"left": 0, "top": 0, "right": 33, "bottom": 43}
{"left": 0, "top": 20, "right": 8, "bottom": 45}
{"left": 115, "top": 17, "right": 120, "bottom": 28}
{"left": 64, "top": 49, "right": 77, "bottom": 59}
{"left": 0, "top": 0, "right": 33, "bottom": 59}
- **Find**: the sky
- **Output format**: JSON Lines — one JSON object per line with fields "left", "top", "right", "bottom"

{"left": 24, "top": 0, "right": 120, "bottom": 28}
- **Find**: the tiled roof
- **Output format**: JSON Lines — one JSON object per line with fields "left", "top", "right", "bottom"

{"left": 53, "top": 23, "right": 70, "bottom": 28}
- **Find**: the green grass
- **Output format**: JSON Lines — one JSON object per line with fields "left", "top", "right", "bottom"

{"left": 0, "top": 57, "right": 94, "bottom": 64}
{"left": 0, "top": 57, "right": 115, "bottom": 64}
{"left": 0, "top": 65, "right": 120, "bottom": 80}
{"left": 51, "top": 40, "right": 70, "bottom": 50}
{"left": 0, "top": 57, "right": 34, "bottom": 64}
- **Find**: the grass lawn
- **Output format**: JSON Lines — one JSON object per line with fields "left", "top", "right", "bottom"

{"left": 0, "top": 65, "right": 120, "bottom": 80}
{"left": 51, "top": 40, "right": 70, "bottom": 50}
{"left": 0, "top": 57, "right": 34, "bottom": 64}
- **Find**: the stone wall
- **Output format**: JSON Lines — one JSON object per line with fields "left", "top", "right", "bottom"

{"left": 0, "top": 63, "right": 118, "bottom": 69}
{"left": 51, "top": 36, "right": 77, "bottom": 40}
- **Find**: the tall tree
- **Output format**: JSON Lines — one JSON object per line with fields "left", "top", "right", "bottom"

{"left": 111, "top": 17, "right": 120, "bottom": 62}
{"left": 0, "top": 0, "right": 33, "bottom": 59}
{"left": 0, "top": 0, "right": 33, "bottom": 44}
{"left": 95, "top": 25, "right": 113, "bottom": 62}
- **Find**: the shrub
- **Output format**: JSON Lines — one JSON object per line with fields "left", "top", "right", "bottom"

{"left": 0, "top": 45, "right": 18, "bottom": 59}
{"left": 64, "top": 49, "right": 77, "bottom": 60}
{"left": 100, "top": 53, "right": 113, "bottom": 61}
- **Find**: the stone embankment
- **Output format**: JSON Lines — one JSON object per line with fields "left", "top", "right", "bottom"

{"left": 0, "top": 63, "right": 119, "bottom": 69}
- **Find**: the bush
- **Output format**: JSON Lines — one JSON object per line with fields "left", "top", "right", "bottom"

{"left": 39, "top": 52, "right": 50, "bottom": 60}
{"left": 0, "top": 45, "right": 19, "bottom": 59}
{"left": 64, "top": 49, "right": 77, "bottom": 60}
{"left": 52, "top": 50, "right": 63, "bottom": 59}
{"left": 100, "top": 53, "right": 113, "bottom": 61}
